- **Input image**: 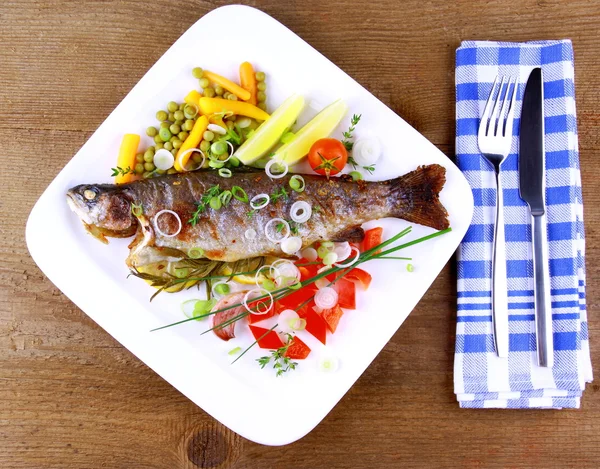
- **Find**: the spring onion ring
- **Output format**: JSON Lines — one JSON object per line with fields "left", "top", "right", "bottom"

{"left": 289, "top": 174, "right": 305, "bottom": 192}
{"left": 322, "top": 252, "right": 338, "bottom": 266}
{"left": 278, "top": 309, "right": 306, "bottom": 333}
{"left": 318, "top": 356, "right": 340, "bottom": 373}
{"left": 212, "top": 280, "right": 231, "bottom": 298}
{"left": 265, "top": 159, "right": 288, "bottom": 179}
{"left": 218, "top": 168, "right": 232, "bottom": 178}
{"left": 243, "top": 288, "right": 273, "bottom": 316}
{"left": 250, "top": 193, "right": 270, "bottom": 210}
{"left": 265, "top": 218, "right": 290, "bottom": 243}
{"left": 187, "top": 247, "right": 204, "bottom": 259}
{"left": 219, "top": 190, "right": 232, "bottom": 206}
{"left": 290, "top": 201, "right": 312, "bottom": 223}
{"left": 153, "top": 210, "right": 182, "bottom": 238}
{"left": 255, "top": 264, "right": 280, "bottom": 287}
{"left": 231, "top": 186, "right": 248, "bottom": 203}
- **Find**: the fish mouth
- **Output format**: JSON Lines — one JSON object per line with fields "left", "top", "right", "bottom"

{"left": 66, "top": 191, "right": 93, "bottom": 225}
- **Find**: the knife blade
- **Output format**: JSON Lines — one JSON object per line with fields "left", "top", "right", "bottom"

{"left": 519, "top": 67, "right": 554, "bottom": 368}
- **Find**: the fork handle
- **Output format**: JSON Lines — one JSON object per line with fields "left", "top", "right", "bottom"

{"left": 492, "top": 170, "right": 509, "bottom": 358}
{"left": 532, "top": 213, "right": 554, "bottom": 367}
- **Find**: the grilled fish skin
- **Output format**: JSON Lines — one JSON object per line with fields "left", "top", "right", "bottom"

{"left": 66, "top": 165, "right": 449, "bottom": 265}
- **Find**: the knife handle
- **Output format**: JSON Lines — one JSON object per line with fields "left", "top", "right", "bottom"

{"left": 492, "top": 170, "right": 509, "bottom": 358}
{"left": 532, "top": 212, "right": 554, "bottom": 367}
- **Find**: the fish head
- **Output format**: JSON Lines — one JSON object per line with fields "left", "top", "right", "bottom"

{"left": 67, "top": 183, "right": 136, "bottom": 240}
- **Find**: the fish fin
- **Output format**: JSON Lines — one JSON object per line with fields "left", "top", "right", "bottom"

{"left": 392, "top": 164, "right": 449, "bottom": 230}
{"left": 331, "top": 225, "right": 365, "bottom": 243}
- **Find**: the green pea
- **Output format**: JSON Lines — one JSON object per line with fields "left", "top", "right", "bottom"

{"left": 160, "top": 121, "right": 171, "bottom": 129}
{"left": 228, "top": 156, "right": 240, "bottom": 167}
{"left": 199, "top": 78, "right": 210, "bottom": 88}
{"left": 192, "top": 67, "right": 203, "bottom": 79}
{"left": 257, "top": 102, "right": 267, "bottom": 111}
{"left": 168, "top": 112, "right": 175, "bottom": 122}
{"left": 227, "top": 94, "right": 238, "bottom": 101}
{"left": 200, "top": 140, "right": 210, "bottom": 152}
{"left": 159, "top": 127, "right": 172, "bottom": 142}
{"left": 184, "top": 105, "right": 198, "bottom": 120}
{"left": 144, "top": 149, "right": 154, "bottom": 162}
{"left": 178, "top": 131, "right": 189, "bottom": 141}
{"left": 153, "top": 134, "right": 163, "bottom": 144}
{"left": 154, "top": 142, "right": 164, "bottom": 150}
{"left": 203, "top": 131, "right": 215, "bottom": 142}
{"left": 257, "top": 91, "right": 266, "bottom": 102}
{"left": 135, "top": 163, "right": 145, "bottom": 174}
{"left": 203, "top": 87, "right": 215, "bottom": 98}
{"left": 169, "top": 123, "right": 181, "bottom": 135}
{"left": 215, "top": 85, "right": 224, "bottom": 96}
{"left": 144, "top": 162, "right": 155, "bottom": 172}
{"left": 146, "top": 126, "right": 158, "bottom": 137}
{"left": 349, "top": 171, "right": 363, "bottom": 181}
{"left": 156, "top": 169, "right": 167, "bottom": 175}
{"left": 167, "top": 101, "right": 178, "bottom": 113}
{"left": 142, "top": 171, "right": 152, "bottom": 178}
{"left": 163, "top": 141, "right": 173, "bottom": 151}
{"left": 171, "top": 148, "right": 178, "bottom": 156}
{"left": 167, "top": 168, "right": 178, "bottom": 174}
{"left": 156, "top": 110, "right": 168, "bottom": 121}
{"left": 211, "top": 141, "right": 227, "bottom": 156}
{"left": 170, "top": 136, "right": 178, "bottom": 143}
{"left": 173, "top": 140, "right": 183, "bottom": 149}
{"left": 173, "top": 110, "right": 184, "bottom": 121}
{"left": 179, "top": 103, "right": 186, "bottom": 111}
{"left": 209, "top": 196, "right": 222, "bottom": 210}
{"left": 183, "top": 120, "right": 194, "bottom": 131}
{"left": 135, "top": 153, "right": 144, "bottom": 163}
{"left": 192, "top": 153, "right": 204, "bottom": 163}
{"left": 222, "top": 91, "right": 230, "bottom": 99}
{"left": 226, "top": 120, "right": 235, "bottom": 130}
{"left": 257, "top": 82, "right": 267, "bottom": 91}
{"left": 255, "top": 71, "right": 266, "bottom": 81}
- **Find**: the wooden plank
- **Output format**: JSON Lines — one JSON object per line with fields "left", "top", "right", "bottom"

{"left": 1, "top": 0, "right": 599, "bottom": 467}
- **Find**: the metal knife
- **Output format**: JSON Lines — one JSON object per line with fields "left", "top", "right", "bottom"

{"left": 519, "top": 67, "right": 554, "bottom": 368}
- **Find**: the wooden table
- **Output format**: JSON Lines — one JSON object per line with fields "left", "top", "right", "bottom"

{"left": 2, "top": 0, "right": 599, "bottom": 467}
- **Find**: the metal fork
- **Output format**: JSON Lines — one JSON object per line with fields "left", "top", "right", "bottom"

{"left": 478, "top": 76, "right": 517, "bottom": 358}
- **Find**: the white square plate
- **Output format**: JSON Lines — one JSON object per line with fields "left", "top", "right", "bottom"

{"left": 26, "top": 5, "right": 473, "bottom": 445}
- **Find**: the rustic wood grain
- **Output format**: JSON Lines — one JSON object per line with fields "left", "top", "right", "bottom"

{"left": 1, "top": 0, "right": 599, "bottom": 467}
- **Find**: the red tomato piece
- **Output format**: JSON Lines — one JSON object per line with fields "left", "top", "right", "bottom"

{"left": 247, "top": 306, "right": 276, "bottom": 324}
{"left": 298, "top": 306, "right": 327, "bottom": 345}
{"left": 321, "top": 304, "right": 344, "bottom": 333}
{"left": 249, "top": 325, "right": 284, "bottom": 349}
{"left": 344, "top": 267, "right": 372, "bottom": 290}
{"left": 363, "top": 226, "right": 383, "bottom": 253}
{"left": 335, "top": 277, "right": 356, "bottom": 310}
{"left": 284, "top": 336, "right": 311, "bottom": 359}
{"left": 277, "top": 284, "right": 317, "bottom": 311}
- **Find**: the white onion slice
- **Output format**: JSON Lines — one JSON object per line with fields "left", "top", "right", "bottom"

{"left": 278, "top": 309, "right": 302, "bottom": 333}
{"left": 352, "top": 136, "right": 382, "bottom": 167}
{"left": 333, "top": 246, "right": 361, "bottom": 268}
{"left": 290, "top": 201, "right": 312, "bottom": 223}
{"left": 153, "top": 210, "right": 182, "bottom": 238}
{"left": 333, "top": 242, "right": 352, "bottom": 262}
{"left": 250, "top": 193, "right": 270, "bottom": 210}
{"left": 265, "top": 218, "right": 290, "bottom": 243}
{"left": 245, "top": 228, "right": 257, "bottom": 240}
{"left": 255, "top": 264, "right": 279, "bottom": 287}
{"left": 207, "top": 123, "right": 227, "bottom": 135}
{"left": 314, "top": 287, "right": 338, "bottom": 309}
{"left": 301, "top": 247, "right": 318, "bottom": 262}
{"left": 177, "top": 148, "right": 205, "bottom": 172}
{"left": 281, "top": 236, "right": 302, "bottom": 255}
{"left": 315, "top": 265, "right": 331, "bottom": 289}
{"left": 318, "top": 356, "right": 340, "bottom": 373}
{"left": 265, "top": 159, "right": 288, "bottom": 179}
{"left": 221, "top": 141, "right": 235, "bottom": 162}
{"left": 243, "top": 288, "right": 273, "bottom": 316}
{"left": 153, "top": 149, "right": 175, "bottom": 170}
{"left": 270, "top": 260, "right": 300, "bottom": 285}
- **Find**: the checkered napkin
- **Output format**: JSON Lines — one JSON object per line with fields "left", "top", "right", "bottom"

{"left": 453, "top": 40, "right": 592, "bottom": 408}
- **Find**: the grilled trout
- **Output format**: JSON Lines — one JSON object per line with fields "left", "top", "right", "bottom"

{"left": 66, "top": 165, "right": 449, "bottom": 268}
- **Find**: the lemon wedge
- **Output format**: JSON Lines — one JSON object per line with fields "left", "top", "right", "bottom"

{"left": 234, "top": 94, "right": 305, "bottom": 165}
{"left": 273, "top": 99, "right": 348, "bottom": 165}
{"left": 221, "top": 265, "right": 264, "bottom": 285}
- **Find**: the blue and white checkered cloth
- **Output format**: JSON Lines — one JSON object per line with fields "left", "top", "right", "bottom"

{"left": 454, "top": 40, "right": 592, "bottom": 409}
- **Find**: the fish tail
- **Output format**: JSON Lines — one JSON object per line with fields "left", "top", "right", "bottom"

{"left": 391, "top": 164, "right": 449, "bottom": 230}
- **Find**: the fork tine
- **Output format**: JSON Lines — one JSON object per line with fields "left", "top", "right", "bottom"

{"left": 478, "top": 76, "right": 499, "bottom": 140}
{"left": 490, "top": 76, "right": 507, "bottom": 137}
{"left": 498, "top": 77, "right": 514, "bottom": 137}
{"left": 503, "top": 78, "right": 518, "bottom": 139}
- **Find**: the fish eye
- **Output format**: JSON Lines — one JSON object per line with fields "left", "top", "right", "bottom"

{"left": 84, "top": 189, "right": 97, "bottom": 200}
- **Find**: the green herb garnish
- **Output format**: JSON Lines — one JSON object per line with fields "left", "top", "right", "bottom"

{"left": 130, "top": 202, "right": 143, "bottom": 217}
{"left": 342, "top": 114, "right": 361, "bottom": 151}
{"left": 111, "top": 166, "right": 133, "bottom": 177}
{"left": 188, "top": 185, "right": 222, "bottom": 226}
{"left": 257, "top": 334, "right": 298, "bottom": 377}
{"left": 269, "top": 187, "right": 289, "bottom": 203}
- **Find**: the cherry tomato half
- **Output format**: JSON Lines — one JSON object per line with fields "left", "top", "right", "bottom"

{"left": 308, "top": 138, "right": 348, "bottom": 177}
